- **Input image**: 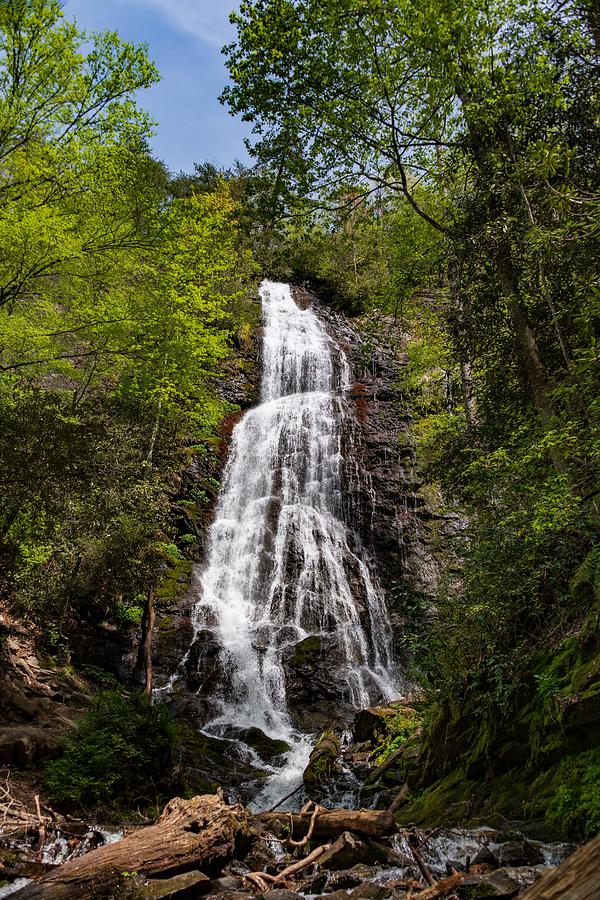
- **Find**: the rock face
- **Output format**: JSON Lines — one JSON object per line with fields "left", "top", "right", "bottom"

{"left": 306, "top": 290, "right": 465, "bottom": 671}
{"left": 147, "top": 285, "right": 461, "bottom": 772}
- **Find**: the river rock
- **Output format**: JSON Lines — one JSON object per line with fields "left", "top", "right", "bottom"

{"left": 350, "top": 884, "right": 393, "bottom": 900}
{"left": 323, "top": 865, "right": 376, "bottom": 891}
{"left": 317, "top": 832, "right": 374, "bottom": 871}
{"left": 472, "top": 846, "right": 501, "bottom": 869}
{"left": 137, "top": 870, "right": 211, "bottom": 898}
{"left": 494, "top": 840, "right": 543, "bottom": 867}
{"left": 261, "top": 891, "right": 303, "bottom": 900}
{"left": 456, "top": 868, "right": 521, "bottom": 898}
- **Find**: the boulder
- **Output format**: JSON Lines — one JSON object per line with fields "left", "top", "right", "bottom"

{"left": 137, "top": 870, "right": 211, "bottom": 898}
{"left": 323, "top": 865, "right": 375, "bottom": 892}
{"left": 282, "top": 636, "right": 346, "bottom": 709}
{"left": 456, "top": 868, "right": 521, "bottom": 899}
{"left": 317, "top": 832, "right": 374, "bottom": 871}
{"left": 350, "top": 884, "right": 393, "bottom": 899}
{"left": 261, "top": 892, "right": 303, "bottom": 900}
{"left": 495, "top": 841, "right": 543, "bottom": 868}
{"left": 353, "top": 707, "right": 398, "bottom": 744}
{"left": 224, "top": 726, "right": 290, "bottom": 762}
{"left": 472, "top": 846, "right": 501, "bottom": 869}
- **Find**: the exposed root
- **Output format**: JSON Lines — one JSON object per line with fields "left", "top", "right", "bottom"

{"left": 245, "top": 841, "right": 332, "bottom": 893}
{"left": 286, "top": 800, "right": 322, "bottom": 848}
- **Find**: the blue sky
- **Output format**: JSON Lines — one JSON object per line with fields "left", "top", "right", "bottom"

{"left": 64, "top": 0, "right": 251, "bottom": 174}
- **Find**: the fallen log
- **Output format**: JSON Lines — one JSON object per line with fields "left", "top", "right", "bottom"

{"left": 520, "top": 833, "right": 600, "bottom": 899}
{"left": 13, "top": 794, "right": 251, "bottom": 899}
{"left": 303, "top": 730, "right": 340, "bottom": 787}
{"left": 257, "top": 807, "right": 396, "bottom": 841}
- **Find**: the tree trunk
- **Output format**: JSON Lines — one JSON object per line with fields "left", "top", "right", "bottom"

{"left": 456, "top": 84, "right": 566, "bottom": 473}
{"left": 257, "top": 808, "right": 396, "bottom": 841}
{"left": 13, "top": 795, "right": 251, "bottom": 900}
{"left": 496, "top": 244, "right": 568, "bottom": 476}
{"left": 134, "top": 590, "right": 155, "bottom": 694}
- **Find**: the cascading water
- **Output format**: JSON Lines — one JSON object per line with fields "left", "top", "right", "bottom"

{"left": 168, "top": 281, "right": 398, "bottom": 806}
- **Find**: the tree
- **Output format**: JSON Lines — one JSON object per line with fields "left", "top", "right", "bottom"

{"left": 223, "top": 0, "right": 598, "bottom": 471}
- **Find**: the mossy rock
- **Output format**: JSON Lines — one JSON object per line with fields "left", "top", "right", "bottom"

{"left": 236, "top": 726, "right": 291, "bottom": 762}
{"left": 292, "top": 634, "right": 322, "bottom": 666}
{"left": 353, "top": 706, "right": 398, "bottom": 744}
{"left": 155, "top": 559, "right": 193, "bottom": 608}
{"left": 176, "top": 725, "right": 270, "bottom": 793}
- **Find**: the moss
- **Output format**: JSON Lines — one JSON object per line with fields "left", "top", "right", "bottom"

{"left": 236, "top": 726, "right": 290, "bottom": 761}
{"left": 154, "top": 559, "right": 193, "bottom": 608}
{"left": 396, "top": 769, "right": 473, "bottom": 827}
{"left": 372, "top": 707, "right": 422, "bottom": 765}
{"left": 292, "top": 634, "right": 322, "bottom": 665}
{"left": 543, "top": 748, "right": 600, "bottom": 839}
{"left": 176, "top": 724, "right": 270, "bottom": 793}
{"left": 304, "top": 730, "right": 340, "bottom": 786}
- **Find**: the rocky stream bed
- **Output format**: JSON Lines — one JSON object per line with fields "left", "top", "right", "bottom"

{"left": 0, "top": 701, "right": 591, "bottom": 899}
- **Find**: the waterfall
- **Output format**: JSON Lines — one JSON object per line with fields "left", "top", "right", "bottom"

{"left": 169, "top": 281, "right": 398, "bottom": 803}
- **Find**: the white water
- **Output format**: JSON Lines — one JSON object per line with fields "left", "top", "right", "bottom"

{"left": 172, "top": 281, "right": 398, "bottom": 805}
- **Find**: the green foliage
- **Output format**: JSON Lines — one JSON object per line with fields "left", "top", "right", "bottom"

{"left": 545, "top": 749, "right": 600, "bottom": 840}
{"left": 225, "top": 0, "right": 600, "bottom": 828}
{"left": 45, "top": 691, "right": 176, "bottom": 809}
{"left": 373, "top": 708, "right": 422, "bottom": 766}
{"left": 0, "top": 2, "right": 258, "bottom": 635}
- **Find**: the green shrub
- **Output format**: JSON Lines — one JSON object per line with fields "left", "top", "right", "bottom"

{"left": 45, "top": 690, "right": 176, "bottom": 809}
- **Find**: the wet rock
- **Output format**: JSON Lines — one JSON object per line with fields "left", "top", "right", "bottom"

{"left": 136, "top": 870, "right": 211, "bottom": 898}
{"left": 456, "top": 868, "right": 520, "bottom": 899}
{"left": 229, "top": 726, "right": 290, "bottom": 762}
{"left": 501, "top": 866, "right": 554, "bottom": 889}
{"left": 494, "top": 841, "right": 543, "bottom": 868}
{"left": 212, "top": 876, "right": 246, "bottom": 893}
{"left": 222, "top": 861, "right": 251, "bottom": 879}
{"left": 324, "top": 864, "right": 375, "bottom": 891}
{"left": 353, "top": 706, "right": 398, "bottom": 744}
{"left": 317, "top": 832, "right": 373, "bottom": 871}
{"left": 212, "top": 894, "right": 251, "bottom": 900}
{"left": 350, "top": 884, "right": 393, "bottom": 899}
{"left": 283, "top": 636, "right": 345, "bottom": 706}
{"left": 184, "top": 629, "right": 224, "bottom": 692}
{"left": 242, "top": 840, "right": 279, "bottom": 873}
{"left": 261, "top": 891, "right": 303, "bottom": 900}
{"left": 291, "top": 700, "right": 356, "bottom": 733}
{"left": 318, "top": 893, "right": 354, "bottom": 900}
{"left": 472, "top": 846, "right": 501, "bottom": 869}
{"left": 174, "top": 725, "right": 269, "bottom": 799}
{"left": 298, "top": 871, "right": 328, "bottom": 895}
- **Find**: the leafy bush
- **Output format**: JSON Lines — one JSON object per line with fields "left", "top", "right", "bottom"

{"left": 45, "top": 691, "right": 176, "bottom": 809}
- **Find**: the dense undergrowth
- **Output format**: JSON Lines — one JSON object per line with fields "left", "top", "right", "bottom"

{"left": 45, "top": 691, "right": 176, "bottom": 813}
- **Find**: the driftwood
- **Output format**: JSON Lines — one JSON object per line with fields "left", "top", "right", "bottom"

{"left": 520, "top": 833, "right": 600, "bottom": 899}
{"left": 13, "top": 794, "right": 250, "bottom": 899}
{"left": 245, "top": 842, "right": 332, "bottom": 892}
{"left": 257, "top": 807, "right": 396, "bottom": 841}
